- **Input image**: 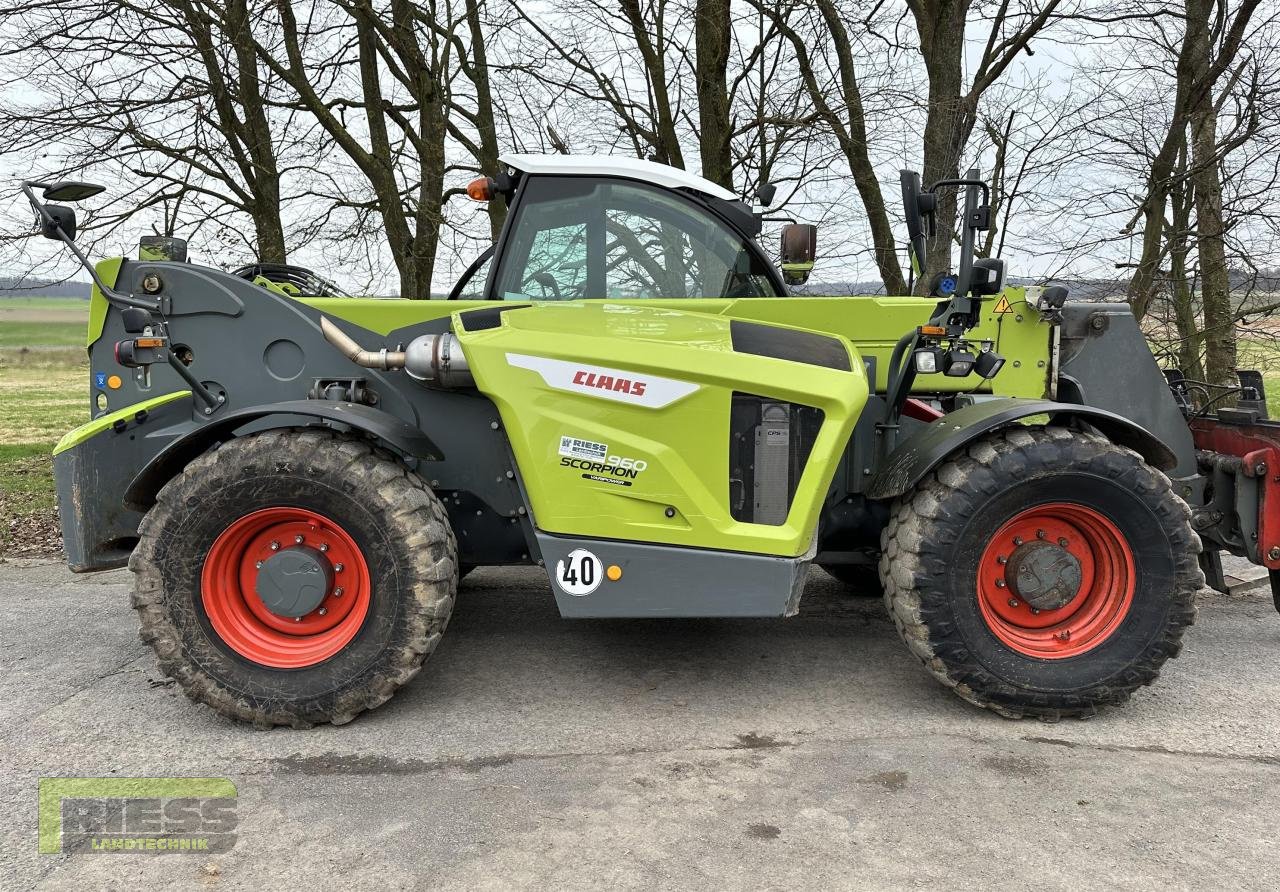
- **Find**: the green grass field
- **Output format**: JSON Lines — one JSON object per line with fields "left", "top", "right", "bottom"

{"left": 0, "top": 296, "right": 90, "bottom": 310}
{"left": 0, "top": 299, "right": 88, "bottom": 552}
{"left": 0, "top": 320, "right": 86, "bottom": 347}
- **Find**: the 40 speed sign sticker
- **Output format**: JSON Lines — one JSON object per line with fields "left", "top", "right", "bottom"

{"left": 555, "top": 549, "right": 603, "bottom": 597}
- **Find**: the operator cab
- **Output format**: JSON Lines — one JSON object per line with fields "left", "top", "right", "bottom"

{"left": 449, "top": 154, "right": 795, "bottom": 301}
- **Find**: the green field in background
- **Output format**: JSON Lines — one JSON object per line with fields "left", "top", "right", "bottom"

{"left": 0, "top": 296, "right": 89, "bottom": 347}
{"left": 0, "top": 344, "right": 85, "bottom": 550}
{"left": 0, "top": 320, "right": 86, "bottom": 347}
{"left": 0, "top": 296, "right": 89, "bottom": 310}
{"left": 0, "top": 348, "right": 87, "bottom": 447}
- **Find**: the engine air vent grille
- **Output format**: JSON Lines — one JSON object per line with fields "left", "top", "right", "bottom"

{"left": 729, "top": 320, "right": 851, "bottom": 372}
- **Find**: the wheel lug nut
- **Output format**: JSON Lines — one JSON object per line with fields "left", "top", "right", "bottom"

{"left": 334, "top": 563, "right": 344, "bottom": 573}
{"left": 319, "top": 544, "right": 329, "bottom": 553}
{"left": 317, "top": 607, "right": 328, "bottom": 616}
{"left": 269, "top": 541, "right": 280, "bottom": 551}
{"left": 1008, "top": 598, "right": 1019, "bottom": 607}
{"left": 1013, "top": 536, "right": 1023, "bottom": 546}
{"left": 997, "top": 555, "right": 1007, "bottom": 565}
{"left": 255, "top": 560, "right": 263, "bottom": 569}
{"left": 293, "top": 616, "right": 302, "bottom": 623}
{"left": 294, "top": 534, "right": 305, "bottom": 544}
{"left": 995, "top": 579, "right": 1006, "bottom": 588}
{"left": 1058, "top": 538, "right": 1069, "bottom": 548}
{"left": 334, "top": 587, "right": 344, "bottom": 597}
{"left": 1036, "top": 529, "right": 1046, "bottom": 539}
{"left": 1031, "top": 608, "right": 1041, "bottom": 615}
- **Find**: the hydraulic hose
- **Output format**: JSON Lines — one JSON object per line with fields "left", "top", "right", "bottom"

{"left": 884, "top": 330, "right": 919, "bottom": 416}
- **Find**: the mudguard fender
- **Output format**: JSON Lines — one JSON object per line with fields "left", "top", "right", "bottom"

{"left": 124, "top": 400, "right": 442, "bottom": 510}
{"left": 867, "top": 398, "right": 1178, "bottom": 501}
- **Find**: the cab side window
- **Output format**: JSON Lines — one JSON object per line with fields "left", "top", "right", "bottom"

{"left": 493, "top": 176, "right": 778, "bottom": 301}
{"left": 603, "top": 187, "right": 773, "bottom": 299}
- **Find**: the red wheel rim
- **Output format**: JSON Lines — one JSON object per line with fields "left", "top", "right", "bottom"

{"left": 201, "top": 507, "right": 372, "bottom": 669}
{"left": 976, "top": 502, "right": 1135, "bottom": 659}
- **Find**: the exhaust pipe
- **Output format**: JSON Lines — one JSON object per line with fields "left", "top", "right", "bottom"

{"left": 320, "top": 316, "right": 405, "bottom": 370}
{"left": 320, "top": 316, "right": 473, "bottom": 388}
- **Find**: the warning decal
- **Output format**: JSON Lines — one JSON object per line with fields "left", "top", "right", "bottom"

{"left": 993, "top": 295, "right": 1014, "bottom": 314}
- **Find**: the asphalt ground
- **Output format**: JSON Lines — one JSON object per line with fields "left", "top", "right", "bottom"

{"left": 2, "top": 558, "right": 1279, "bottom": 890}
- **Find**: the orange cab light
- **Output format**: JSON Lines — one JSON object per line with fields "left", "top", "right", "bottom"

{"left": 466, "top": 177, "right": 494, "bottom": 201}
{"left": 919, "top": 325, "right": 946, "bottom": 337}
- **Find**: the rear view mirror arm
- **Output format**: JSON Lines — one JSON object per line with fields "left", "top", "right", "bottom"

{"left": 20, "top": 180, "right": 160, "bottom": 313}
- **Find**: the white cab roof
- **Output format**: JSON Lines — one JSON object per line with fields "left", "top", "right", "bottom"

{"left": 499, "top": 153, "right": 739, "bottom": 202}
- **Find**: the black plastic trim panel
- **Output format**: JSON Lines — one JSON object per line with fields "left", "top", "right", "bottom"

{"left": 730, "top": 320, "right": 851, "bottom": 371}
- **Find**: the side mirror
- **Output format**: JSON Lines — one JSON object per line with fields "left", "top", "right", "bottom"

{"left": 780, "top": 223, "right": 817, "bottom": 285}
{"left": 970, "top": 257, "right": 1004, "bottom": 296}
{"left": 899, "top": 170, "right": 935, "bottom": 276}
{"left": 41, "top": 204, "right": 76, "bottom": 241}
{"left": 139, "top": 236, "right": 188, "bottom": 263}
{"left": 42, "top": 180, "right": 105, "bottom": 202}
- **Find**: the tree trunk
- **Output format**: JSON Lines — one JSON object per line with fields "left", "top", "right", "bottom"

{"left": 464, "top": 0, "right": 506, "bottom": 240}
{"left": 772, "top": 1, "right": 906, "bottom": 294}
{"left": 1186, "top": 0, "right": 1235, "bottom": 387}
{"left": 225, "top": 0, "right": 286, "bottom": 262}
{"left": 179, "top": 0, "right": 288, "bottom": 262}
{"left": 619, "top": 0, "right": 683, "bottom": 167}
{"left": 1126, "top": 0, "right": 1261, "bottom": 322}
{"left": 912, "top": 0, "right": 973, "bottom": 288}
{"left": 694, "top": 0, "right": 733, "bottom": 190}
{"left": 1168, "top": 157, "right": 1205, "bottom": 380}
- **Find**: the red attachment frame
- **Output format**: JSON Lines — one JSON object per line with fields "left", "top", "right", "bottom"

{"left": 1190, "top": 418, "right": 1280, "bottom": 570}
{"left": 902, "top": 397, "right": 944, "bottom": 422}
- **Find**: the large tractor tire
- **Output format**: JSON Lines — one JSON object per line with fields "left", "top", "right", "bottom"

{"left": 880, "top": 426, "right": 1201, "bottom": 719}
{"left": 130, "top": 429, "right": 457, "bottom": 728}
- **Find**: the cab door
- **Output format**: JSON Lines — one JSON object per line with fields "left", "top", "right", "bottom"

{"left": 485, "top": 174, "right": 784, "bottom": 306}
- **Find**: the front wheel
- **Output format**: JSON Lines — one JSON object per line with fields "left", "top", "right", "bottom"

{"left": 880, "top": 426, "right": 1201, "bottom": 719}
{"left": 130, "top": 429, "right": 457, "bottom": 727}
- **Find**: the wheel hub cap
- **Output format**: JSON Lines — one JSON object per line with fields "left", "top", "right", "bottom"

{"left": 255, "top": 546, "right": 335, "bottom": 618}
{"left": 1005, "top": 541, "right": 1082, "bottom": 611}
{"left": 201, "top": 507, "right": 371, "bottom": 669}
{"left": 976, "top": 502, "right": 1136, "bottom": 659}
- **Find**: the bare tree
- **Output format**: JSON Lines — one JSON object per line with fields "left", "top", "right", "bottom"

{"left": 763, "top": 0, "right": 907, "bottom": 294}
{"left": 1124, "top": 0, "right": 1262, "bottom": 326}
{"left": 694, "top": 0, "right": 734, "bottom": 188}
{"left": 906, "top": 0, "right": 1063, "bottom": 283}
{"left": 0, "top": 0, "right": 314, "bottom": 264}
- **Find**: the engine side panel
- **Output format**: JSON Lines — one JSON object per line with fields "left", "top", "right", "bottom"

{"left": 457, "top": 302, "right": 868, "bottom": 558}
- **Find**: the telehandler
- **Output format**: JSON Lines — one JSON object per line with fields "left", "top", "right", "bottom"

{"left": 23, "top": 154, "right": 1278, "bottom": 726}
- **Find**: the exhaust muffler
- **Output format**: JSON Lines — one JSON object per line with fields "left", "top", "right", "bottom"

{"left": 320, "top": 316, "right": 473, "bottom": 388}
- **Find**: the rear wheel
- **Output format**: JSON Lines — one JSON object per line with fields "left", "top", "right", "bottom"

{"left": 880, "top": 426, "right": 1200, "bottom": 719}
{"left": 130, "top": 429, "right": 457, "bottom": 727}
